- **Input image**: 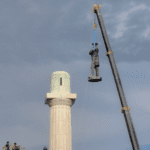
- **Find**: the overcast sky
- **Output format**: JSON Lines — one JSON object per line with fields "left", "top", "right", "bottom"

{"left": 0, "top": 0, "right": 150, "bottom": 150}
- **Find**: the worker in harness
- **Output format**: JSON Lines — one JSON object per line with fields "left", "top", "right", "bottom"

{"left": 43, "top": 146, "right": 48, "bottom": 150}
{"left": 3, "top": 141, "right": 10, "bottom": 150}
{"left": 12, "top": 143, "right": 20, "bottom": 150}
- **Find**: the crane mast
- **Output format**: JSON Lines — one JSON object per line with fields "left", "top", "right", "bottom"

{"left": 92, "top": 4, "right": 140, "bottom": 150}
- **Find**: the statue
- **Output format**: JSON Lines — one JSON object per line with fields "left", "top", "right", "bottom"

{"left": 88, "top": 43, "right": 102, "bottom": 82}
{"left": 89, "top": 43, "right": 99, "bottom": 76}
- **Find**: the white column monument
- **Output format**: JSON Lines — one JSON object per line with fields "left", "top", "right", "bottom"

{"left": 45, "top": 71, "right": 77, "bottom": 150}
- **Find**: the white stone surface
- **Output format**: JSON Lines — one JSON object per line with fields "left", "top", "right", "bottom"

{"left": 46, "top": 71, "right": 77, "bottom": 150}
{"left": 50, "top": 105, "right": 72, "bottom": 150}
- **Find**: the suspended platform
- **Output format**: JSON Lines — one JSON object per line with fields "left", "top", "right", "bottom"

{"left": 88, "top": 76, "right": 102, "bottom": 82}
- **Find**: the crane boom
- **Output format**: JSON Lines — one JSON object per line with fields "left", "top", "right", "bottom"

{"left": 93, "top": 4, "right": 140, "bottom": 150}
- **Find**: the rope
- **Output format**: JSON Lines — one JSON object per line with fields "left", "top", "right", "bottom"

{"left": 73, "top": 81, "right": 89, "bottom": 150}
{"left": 93, "top": 13, "right": 97, "bottom": 49}
{"left": 82, "top": 81, "right": 90, "bottom": 150}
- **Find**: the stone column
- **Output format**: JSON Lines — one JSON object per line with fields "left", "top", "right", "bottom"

{"left": 45, "top": 71, "right": 77, "bottom": 150}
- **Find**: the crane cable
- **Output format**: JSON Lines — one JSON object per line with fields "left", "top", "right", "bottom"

{"left": 93, "top": 14, "right": 97, "bottom": 50}
{"left": 81, "top": 14, "right": 98, "bottom": 149}
{"left": 73, "top": 80, "right": 90, "bottom": 150}
{"left": 81, "top": 81, "right": 90, "bottom": 150}
{"left": 74, "top": 14, "right": 97, "bottom": 150}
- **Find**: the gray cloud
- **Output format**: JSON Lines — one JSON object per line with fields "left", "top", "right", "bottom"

{"left": 0, "top": 0, "right": 150, "bottom": 150}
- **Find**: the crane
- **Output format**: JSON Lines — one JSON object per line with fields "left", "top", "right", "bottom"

{"left": 90, "top": 4, "right": 140, "bottom": 150}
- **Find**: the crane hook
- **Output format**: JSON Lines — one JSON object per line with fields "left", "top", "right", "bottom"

{"left": 93, "top": 19, "right": 97, "bottom": 29}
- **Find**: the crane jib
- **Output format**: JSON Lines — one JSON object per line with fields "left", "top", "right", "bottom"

{"left": 93, "top": 4, "right": 141, "bottom": 150}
